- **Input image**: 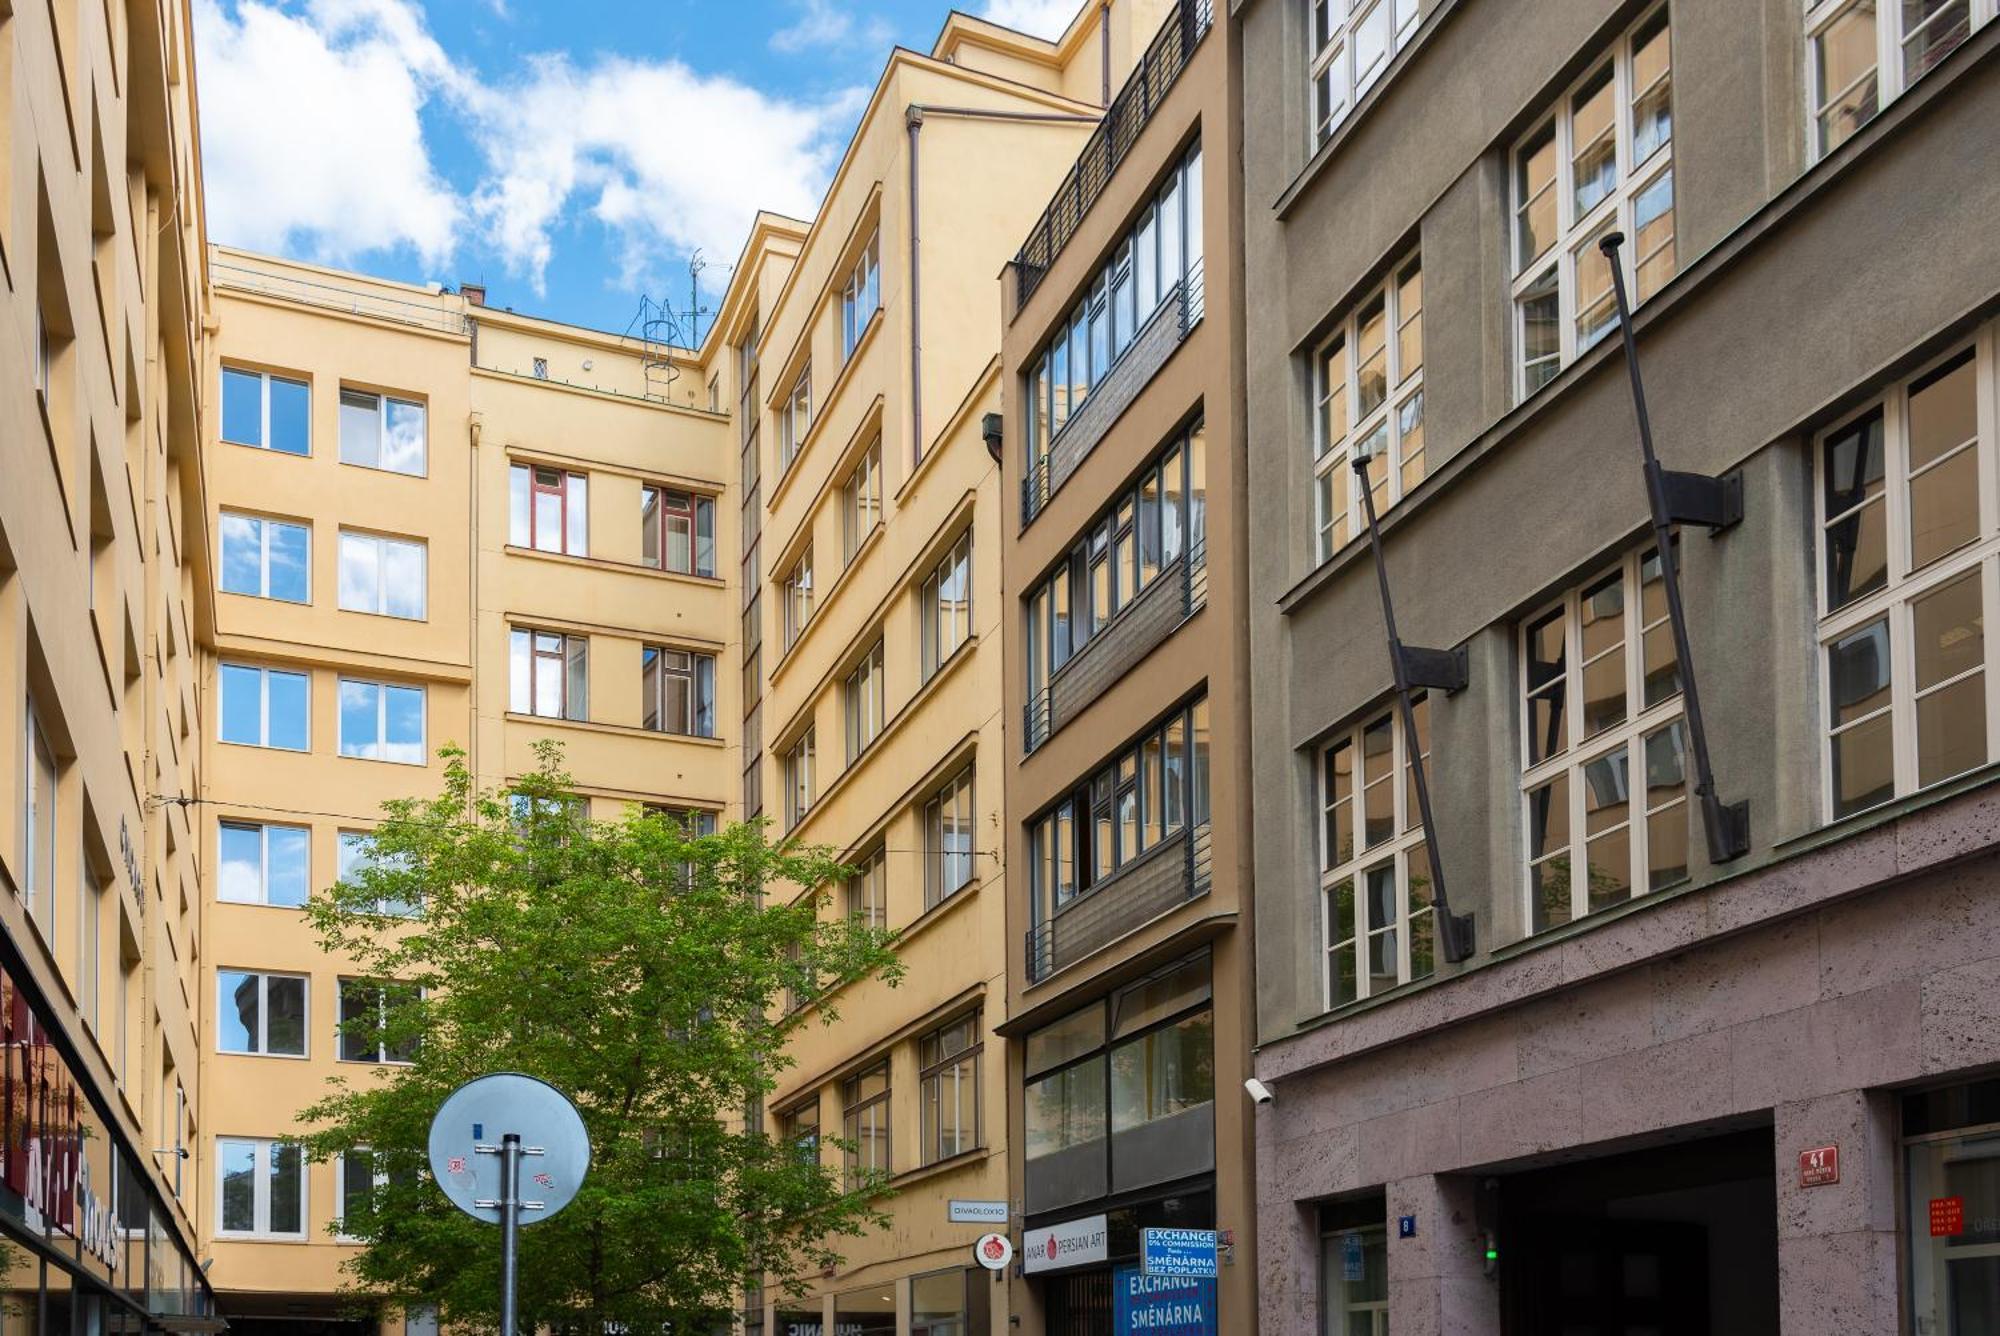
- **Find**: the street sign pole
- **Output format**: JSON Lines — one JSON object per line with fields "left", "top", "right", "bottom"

{"left": 498, "top": 1133, "right": 521, "bottom": 1336}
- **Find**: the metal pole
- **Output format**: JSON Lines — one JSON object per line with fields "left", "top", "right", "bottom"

{"left": 1598, "top": 232, "right": 1747, "bottom": 864}
{"left": 500, "top": 1132, "right": 521, "bottom": 1336}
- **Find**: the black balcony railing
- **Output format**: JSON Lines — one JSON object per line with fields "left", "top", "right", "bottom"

{"left": 1013, "top": 0, "right": 1214, "bottom": 308}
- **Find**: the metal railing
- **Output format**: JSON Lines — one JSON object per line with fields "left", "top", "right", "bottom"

{"left": 1026, "top": 821, "right": 1213, "bottom": 984}
{"left": 212, "top": 261, "right": 471, "bottom": 336}
{"left": 1184, "top": 530, "right": 1208, "bottom": 615}
{"left": 1012, "top": 0, "right": 1214, "bottom": 307}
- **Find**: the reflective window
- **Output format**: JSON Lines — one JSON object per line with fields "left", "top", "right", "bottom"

{"left": 217, "top": 971, "right": 307, "bottom": 1056}
{"left": 220, "top": 513, "right": 310, "bottom": 603}
{"left": 338, "top": 388, "right": 426, "bottom": 475}
{"left": 1313, "top": 257, "right": 1423, "bottom": 561}
{"left": 337, "top": 679, "right": 426, "bottom": 764}
{"left": 1319, "top": 695, "right": 1434, "bottom": 1008}
{"left": 1307, "top": 0, "right": 1420, "bottom": 145}
{"left": 219, "top": 663, "right": 310, "bottom": 751}
{"left": 337, "top": 530, "right": 426, "bottom": 619}
{"left": 221, "top": 367, "right": 310, "bottom": 455}
{"left": 218, "top": 821, "right": 309, "bottom": 907}
{"left": 1808, "top": 0, "right": 1993, "bottom": 158}
{"left": 217, "top": 1138, "right": 305, "bottom": 1237}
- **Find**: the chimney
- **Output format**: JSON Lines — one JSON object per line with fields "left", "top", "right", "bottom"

{"left": 462, "top": 283, "right": 487, "bottom": 307}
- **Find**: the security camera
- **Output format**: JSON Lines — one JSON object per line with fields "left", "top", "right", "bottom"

{"left": 1244, "top": 1078, "right": 1275, "bottom": 1106}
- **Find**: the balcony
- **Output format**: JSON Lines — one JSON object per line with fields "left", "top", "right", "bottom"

{"left": 1013, "top": 0, "right": 1215, "bottom": 308}
{"left": 1025, "top": 532, "right": 1206, "bottom": 753}
{"left": 1021, "top": 257, "right": 1205, "bottom": 528}
{"left": 1026, "top": 821, "right": 1212, "bottom": 985}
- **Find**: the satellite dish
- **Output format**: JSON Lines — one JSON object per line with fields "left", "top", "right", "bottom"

{"left": 427, "top": 1073, "right": 590, "bottom": 1226}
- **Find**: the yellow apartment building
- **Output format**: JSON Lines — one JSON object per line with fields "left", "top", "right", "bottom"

{"left": 716, "top": 4, "right": 1172, "bottom": 1332}
{"left": 0, "top": 0, "right": 221, "bottom": 1326}
{"left": 198, "top": 250, "right": 736, "bottom": 1334}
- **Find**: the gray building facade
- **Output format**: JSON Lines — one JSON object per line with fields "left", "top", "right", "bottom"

{"left": 1238, "top": 0, "right": 2000, "bottom": 1331}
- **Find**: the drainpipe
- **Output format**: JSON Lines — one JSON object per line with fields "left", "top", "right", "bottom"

{"left": 1099, "top": 2, "right": 1112, "bottom": 105}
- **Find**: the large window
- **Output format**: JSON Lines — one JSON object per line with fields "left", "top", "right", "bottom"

{"left": 641, "top": 486, "right": 717, "bottom": 576}
{"left": 336, "top": 1149, "right": 414, "bottom": 1240}
{"left": 1511, "top": 5, "right": 1674, "bottom": 398}
{"left": 783, "top": 548, "right": 815, "bottom": 651}
{"left": 510, "top": 629, "right": 588, "bottom": 721}
{"left": 1807, "top": 0, "right": 1993, "bottom": 159}
{"left": 220, "top": 513, "right": 310, "bottom": 603}
{"left": 219, "top": 663, "right": 310, "bottom": 751}
{"left": 337, "top": 531, "right": 426, "bottom": 619}
{"left": 338, "top": 388, "right": 426, "bottom": 475}
{"left": 1026, "top": 426, "right": 1204, "bottom": 713}
{"left": 24, "top": 702, "right": 56, "bottom": 932}
{"left": 1902, "top": 1077, "right": 2000, "bottom": 1336}
{"left": 1313, "top": 256, "right": 1423, "bottom": 561}
{"left": 842, "top": 1061, "right": 891, "bottom": 1186}
{"left": 843, "top": 440, "right": 882, "bottom": 562}
{"left": 1024, "top": 143, "right": 1204, "bottom": 482}
{"left": 219, "top": 821, "right": 309, "bottom": 907}
{"left": 924, "top": 766, "right": 976, "bottom": 909}
{"left": 1815, "top": 329, "right": 1996, "bottom": 820}
{"left": 1319, "top": 1198, "right": 1390, "bottom": 1336}
{"left": 642, "top": 648, "right": 716, "bottom": 738}
{"left": 845, "top": 639, "right": 885, "bottom": 762}
{"left": 779, "top": 1099, "right": 820, "bottom": 1162}
{"left": 338, "top": 980, "right": 418, "bottom": 1063}
{"left": 338, "top": 679, "right": 426, "bottom": 764}
{"left": 1026, "top": 697, "right": 1210, "bottom": 928}
{"left": 1521, "top": 543, "right": 1689, "bottom": 932}
{"left": 841, "top": 231, "right": 880, "bottom": 360}
{"left": 1308, "top": 0, "right": 1419, "bottom": 146}
{"left": 784, "top": 728, "right": 816, "bottom": 830}
{"left": 911, "top": 1269, "right": 982, "bottom": 1336}
{"left": 218, "top": 970, "right": 307, "bottom": 1057}
{"left": 919, "top": 1013, "right": 981, "bottom": 1164}
{"left": 846, "top": 848, "right": 886, "bottom": 930}
{"left": 920, "top": 532, "right": 973, "bottom": 681}
{"left": 221, "top": 367, "right": 310, "bottom": 455}
{"left": 1319, "top": 695, "right": 1434, "bottom": 1008}
{"left": 339, "top": 832, "right": 421, "bottom": 917}
{"left": 509, "top": 464, "right": 588, "bottom": 556}
{"left": 218, "top": 1138, "right": 305, "bottom": 1238}
{"left": 779, "top": 366, "right": 811, "bottom": 472}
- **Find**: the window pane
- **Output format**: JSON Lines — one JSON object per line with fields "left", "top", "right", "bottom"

{"left": 1570, "top": 63, "right": 1616, "bottom": 217}
{"left": 1816, "top": 2, "right": 1880, "bottom": 151}
{"left": 340, "top": 681, "right": 379, "bottom": 759}
{"left": 510, "top": 630, "right": 531, "bottom": 713}
{"left": 382, "top": 399, "right": 426, "bottom": 474}
{"left": 385, "top": 686, "right": 426, "bottom": 764}
{"left": 220, "top": 1142, "right": 257, "bottom": 1232}
{"left": 269, "top": 671, "right": 309, "bottom": 750}
{"left": 269, "top": 377, "right": 311, "bottom": 454}
{"left": 219, "top": 971, "right": 259, "bottom": 1051}
{"left": 1914, "top": 571, "right": 1986, "bottom": 787}
{"left": 565, "top": 475, "right": 588, "bottom": 555}
{"left": 1829, "top": 619, "right": 1893, "bottom": 727}
{"left": 382, "top": 540, "right": 425, "bottom": 619}
{"left": 1631, "top": 9, "right": 1673, "bottom": 162}
{"left": 1632, "top": 170, "right": 1675, "bottom": 301}
{"left": 339, "top": 534, "right": 379, "bottom": 612}
{"left": 268, "top": 521, "right": 310, "bottom": 603}
{"left": 1908, "top": 356, "right": 1979, "bottom": 569}
{"left": 1520, "top": 266, "right": 1560, "bottom": 391}
{"left": 267, "top": 825, "right": 310, "bottom": 907}
{"left": 1824, "top": 413, "right": 1888, "bottom": 608}
{"left": 339, "top": 390, "right": 380, "bottom": 467}
{"left": 221, "top": 515, "right": 263, "bottom": 596}
{"left": 266, "top": 977, "right": 307, "bottom": 1055}
{"left": 222, "top": 369, "right": 264, "bottom": 446}
{"left": 219, "top": 823, "right": 265, "bottom": 904}
{"left": 1917, "top": 674, "right": 1985, "bottom": 788}
{"left": 1516, "top": 125, "right": 1557, "bottom": 268}
{"left": 1901, "top": 0, "right": 1969, "bottom": 77}
{"left": 221, "top": 664, "right": 263, "bottom": 745}
{"left": 269, "top": 1144, "right": 304, "bottom": 1233}
{"left": 1832, "top": 710, "right": 1895, "bottom": 817}
{"left": 511, "top": 466, "right": 532, "bottom": 546}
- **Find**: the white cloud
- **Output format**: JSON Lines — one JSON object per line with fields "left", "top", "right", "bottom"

{"left": 771, "top": 0, "right": 893, "bottom": 56}
{"left": 980, "top": 0, "right": 1082, "bottom": 41}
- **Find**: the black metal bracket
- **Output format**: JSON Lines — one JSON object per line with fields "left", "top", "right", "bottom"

{"left": 1397, "top": 644, "right": 1469, "bottom": 695}
{"left": 1659, "top": 468, "right": 1743, "bottom": 532}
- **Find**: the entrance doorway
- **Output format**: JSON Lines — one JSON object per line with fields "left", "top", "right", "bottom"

{"left": 1497, "top": 1126, "right": 1779, "bottom": 1335}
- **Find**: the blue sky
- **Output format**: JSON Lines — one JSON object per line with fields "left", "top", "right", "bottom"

{"left": 193, "top": 0, "right": 1079, "bottom": 339}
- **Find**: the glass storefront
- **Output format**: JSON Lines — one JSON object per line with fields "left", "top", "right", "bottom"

{"left": 1906, "top": 1078, "right": 2000, "bottom": 1335}
{"left": 1027, "top": 1187, "right": 1217, "bottom": 1336}
{"left": 1317, "top": 1196, "right": 1387, "bottom": 1336}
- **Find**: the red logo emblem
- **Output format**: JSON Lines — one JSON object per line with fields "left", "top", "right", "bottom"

{"left": 1046, "top": 1236, "right": 1058, "bottom": 1260}
{"left": 982, "top": 1237, "right": 1006, "bottom": 1261}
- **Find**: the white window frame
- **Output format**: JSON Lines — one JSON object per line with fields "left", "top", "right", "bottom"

{"left": 220, "top": 366, "right": 311, "bottom": 454}
{"left": 1307, "top": 0, "right": 1420, "bottom": 147}
{"left": 1318, "top": 695, "right": 1434, "bottom": 1010}
{"left": 783, "top": 548, "right": 815, "bottom": 650}
{"left": 337, "top": 530, "right": 427, "bottom": 620}
{"left": 1805, "top": 0, "right": 1997, "bottom": 161}
{"left": 924, "top": 765, "right": 977, "bottom": 909}
{"left": 845, "top": 639, "right": 885, "bottom": 763}
{"left": 844, "top": 440, "right": 883, "bottom": 563}
{"left": 780, "top": 366, "right": 811, "bottom": 472}
{"left": 219, "top": 513, "right": 311, "bottom": 603}
{"left": 218, "top": 820, "right": 310, "bottom": 907}
{"left": 785, "top": 728, "right": 816, "bottom": 830}
{"left": 841, "top": 231, "right": 881, "bottom": 361}
{"left": 338, "top": 831, "right": 422, "bottom": 917}
{"left": 1509, "top": 3, "right": 1675, "bottom": 400}
{"left": 219, "top": 663, "right": 311, "bottom": 751}
{"left": 338, "top": 388, "right": 427, "bottom": 476}
{"left": 336, "top": 678, "right": 427, "bottom": 765}
{"left": 1519, "top": 544, "right": 1691, "bottom": 932}
{"left": 920, "top": 531, "right": 973, "bottom": 682}
{"left": 1312, "top": 251, "right": 1424, "bottom": 563}
{"left": 216, "top": 970, "right": 310, "bottom": 1058}
{"left": 1812, "top": 323, "right": 2000, "bottom": 821}
{"left": 216, "top": 1137, "right": 307, "bottom": 1239}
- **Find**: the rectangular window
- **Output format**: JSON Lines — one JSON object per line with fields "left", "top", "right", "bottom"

{"left": 338, "top": 531, "right": 426, "bottom": 619}
{"left": 845, "top": 640, "right": 886, "bottom": 762}
{"left": 217, "top": 1138, "right": 305, "bottom": 1238}
{"left": 219, "top": 664, "right": 310, "bottom": 751}
{"left": 842, "top": 231, "right": 881, "bottom": 360}
{"left": 339, "top": 832, "right": 421, "bottom": 917}
{"left": 919, "top": 1013, "right": 981, "bottom": 1164}
{"left": 1815, "top": 329, "right": 1996, "bottom": 820}
{"left": 1807, "top": 0, "right": 1992, "bottom": 159}
{"left": 780, "top": 366, "right": 811, "bottom": 471}
{"left": 24, "top": 701, "right": 57, "bottom": 933}
{"left": 784, "top": 549, "right": 815, "bottom": 650}
{"left": 219, "top": 513, "right": 311, "bottom": 603}
{"left": 338, "top": 388, "right": 426, "bottom": 475}
{"left": 1319, "top": 695, "right": 1435, "bottom": 1009}
{"left": 785, "top": 728, "right": 816, "bottom": 830}
{"left": 221, "top": 367, "right": 310, "bottom": 455}
{"left": 510, "top": 629, "right": 588, "bottom": 721}
{"left": 642, "top": 647, "right": 717, "bottom": 737}
{"left": 1902, "top": 1077, "right": 2000, "bottom": 1336}
{"left": 335, "top": 1149, "right": 410, "bottom": 1240}
{"left": 780, "top": 1099, "right": 820, "bottom": 1162}
{"left": 218, "top": 821, "right": 309, "bottom": 907}
{"left": 842, "top": 1061, "right": 891, "bottom": 1186}
{"left": 846, "top": 848, "right": 887, "bottom": 930}
{"left": 509, "top": 464, "right": 589, "bottom": 556}
{"left": 1511, "top": 5, "right": 1674, "bottom": 398}
{"left": 921, "top": 532, "right": 973, "bottom": 680}
{"left": 641, "top": 486, "right": 716, "bottom": 576}
{"left": 337, "top": 678, "right": 427, "bottom": 764}
{"left": 1308, "top": 0, "right": 1420, "bottom": 145}
{"left": 1521, "top": 543, "right": 1689, "bottom": 933}
{"left": 1320, "top": 1200, "right": 1390, "bottom": 1335}
{"left": 338, "top": 980, "right": 418, "bottom": 1064}
{"left": 924, "top": 766, "right": 976, "bottom": 909}
{"left": 1313, "top": 255, "right": 1423, "bottom": 562}
{"left": 843, "top": 440, "right": 883, "bottom": 562}
{"left": 217, "top": 970, "right": 308, "bottom": 1056}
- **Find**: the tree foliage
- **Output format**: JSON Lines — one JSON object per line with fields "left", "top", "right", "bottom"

{"left": 297, "top": 743, "right": 899, "bottom": 1332}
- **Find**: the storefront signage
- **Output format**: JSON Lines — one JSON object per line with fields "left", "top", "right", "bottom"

{"left": 1112, "top": 1264, "right": 1215, "bottom": 1336}
{"left": 1141, "top": 1228, "right": 1219, "bottom": 1279}
{"left": 1023, "top": 1213, "right": 1109, "bottom": 1274}
{"left": 118, "top": 817, "right": 145, "bottom": 918}
{"left": 1930, "top": 1196, "right": 1965, "bottom": 1237}
{"left": 949, "top": 1198, "right": 1009, "bottom": 1224}
{"left": 973, "top": 1232, "right": 1013, "bottom": 1271}
{"left": 1799, "top": 1144, "right": 1839, "bottom": 1187}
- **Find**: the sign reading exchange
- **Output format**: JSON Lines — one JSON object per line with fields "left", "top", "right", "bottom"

{"left": 1141, "top": 1228, "right": 1219, "bottom": 1279}
{"left": 1113, "top": 1265, "right": 1216, "bottom": 1336}
{"left": 1022, "top": 1213, "right": 1109, "bottom": 1274}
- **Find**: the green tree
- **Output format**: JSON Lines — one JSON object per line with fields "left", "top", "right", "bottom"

{"left": 297, "top": 743, "right": 899, "bottom": 1333}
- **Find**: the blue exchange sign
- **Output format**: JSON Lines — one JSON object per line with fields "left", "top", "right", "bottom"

{"left": 1140, "top": 1228, "right": 1220, "bottom": 1279}
{"left": 1114, "top": 1265, "right": 1216, "bottom": 1335}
